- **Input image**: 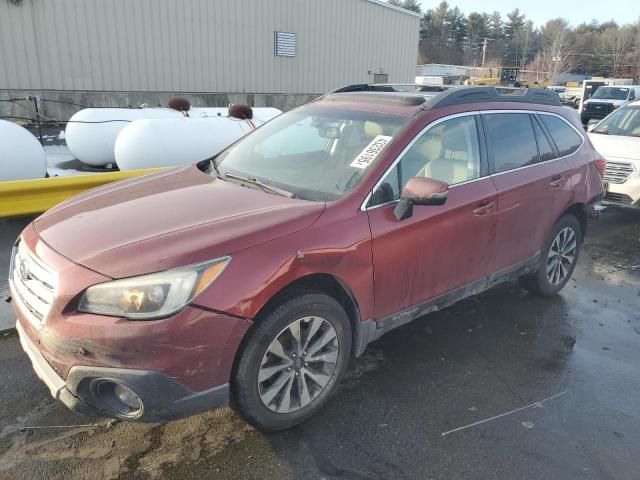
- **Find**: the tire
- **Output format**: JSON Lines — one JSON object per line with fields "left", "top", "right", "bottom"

{"left": 521, "top": 214, "right": 582, "bottom": 297}
{"left": 231, "top": 292, "right": 352, "bottom": 432}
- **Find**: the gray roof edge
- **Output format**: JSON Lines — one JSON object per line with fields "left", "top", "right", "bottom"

{"left": 365, "top": 0, "right": 422, "bottom": 18}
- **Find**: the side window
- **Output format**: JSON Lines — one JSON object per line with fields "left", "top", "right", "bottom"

{"left": 370, "top": 163, "right": 400, "bottom": 206}
{"left": 532, "top": 116, "right": 556, "bottom": 162}
{"left": 399, "top": 116, "right": 481, "bottom": 187}
{"left": 484, "top": 113, "right": 538, "bottom": 173}
{"left": 539, "top": 115, "right": 583, "bottom": 157}
{"left": 368, "top": 116, "right": 481, "bottom": 206}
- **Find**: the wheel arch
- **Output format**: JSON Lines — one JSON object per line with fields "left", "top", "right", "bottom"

{"left": 560, "top": 203, "right": 588, "bottom": 240}
{"left": 259, "top": 273, "right": 361, "bottom": 351}
{"left": 231, "top": 273, "right": 364, "bottom": 381}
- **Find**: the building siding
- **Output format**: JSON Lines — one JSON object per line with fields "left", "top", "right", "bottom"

{"left": 0, "top": 0, "right": 419, "bottom": 94}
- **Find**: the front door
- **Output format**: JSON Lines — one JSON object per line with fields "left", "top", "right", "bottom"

{"left": 366, "top": 114, "right": 498, "bottom": 322}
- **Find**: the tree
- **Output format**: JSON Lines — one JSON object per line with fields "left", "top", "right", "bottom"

{"left": 387, "top": 0, "right": 421, "bottom": 13}
{"left": 504, "top": 9, "right": 525, "bottom": 40}
{"left": 447, "top": 7, "right": 467, "bottom": 46}
{"left": 530, "top": 19, "right": 576, "bottom": 84}
{"left": 600, "top": 26, "right": 634, "bottom": 77}
{"left": 466, "top": 12, "right": 490, "bottom": 64}
{"left": 514, "top": 20, "right": 536, "bottom": 69}
{"left": 413, "top": 5, "right": 640, "bottom": 83}
{"left": 487, "top": 11, "right": 503, "bottom": 40}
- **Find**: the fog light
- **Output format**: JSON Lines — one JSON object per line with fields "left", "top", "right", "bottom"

{"left": 113, "top": 384, "right": 142, "bottom": 410}
{"left": 93, "top": 380, "right": 143, "bottom": 418}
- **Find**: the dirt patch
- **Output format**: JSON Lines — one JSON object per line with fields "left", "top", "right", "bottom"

{"left": 0, "top": 408, "right": 252, "bottom": 479}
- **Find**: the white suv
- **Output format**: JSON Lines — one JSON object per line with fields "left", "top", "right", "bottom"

{"left": 589, "top": 101, "right": 640, "bottom": 206}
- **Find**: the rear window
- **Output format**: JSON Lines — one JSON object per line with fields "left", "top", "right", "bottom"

{"left": 539, "top": 115, "right": 583, "bottom": 157}
{"left": 484, "top": 113, "right": 538, "bottom": 173}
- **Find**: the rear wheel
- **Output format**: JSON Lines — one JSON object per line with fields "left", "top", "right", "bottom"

{"left": 521, "top": 214, "right": 582, "bottom": 296}
{"left": 231, "top": 292, "right": 351, "bottom": 431}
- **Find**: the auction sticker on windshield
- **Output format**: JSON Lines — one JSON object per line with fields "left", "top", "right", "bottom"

{"left": 350, "top": 135, "right": 393, "bottom": 169}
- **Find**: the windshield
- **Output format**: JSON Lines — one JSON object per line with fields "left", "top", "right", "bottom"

{"left": 214, "top": 106, "right": 409, "bottom": 201}
{"left": 591, "top": 87, "right": 630, "bottom": 100}
{"left": 592, "top": 106, "right": 640, "bottom": 136}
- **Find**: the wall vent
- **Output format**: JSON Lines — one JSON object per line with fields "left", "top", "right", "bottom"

{"left": 274, "top": 31, "right": 296, "bottom": 57}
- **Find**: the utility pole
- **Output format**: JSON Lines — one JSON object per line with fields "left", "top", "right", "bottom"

{"left": 481, "top": 38, "right": 488, "bottom": 68}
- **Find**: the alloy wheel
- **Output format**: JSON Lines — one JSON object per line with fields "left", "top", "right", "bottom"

{"left": 546, "top": 227, "right": 577, "bottom": 286}
{"left": 258, "top": 316, "right": 339, "bottom": 413}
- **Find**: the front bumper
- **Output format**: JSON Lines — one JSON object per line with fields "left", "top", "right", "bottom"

{"left": 17, "top": 320, "right": 230, "bottom": 422}
{"left": 604, "top": 173, "right": 640, "bottom": 206}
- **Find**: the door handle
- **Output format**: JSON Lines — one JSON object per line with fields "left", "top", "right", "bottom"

{"left": 472, "top": 200, "right": 496, "bottom": 216}
{"left": 550, "top": 175, "right": 564, "bottom": 188}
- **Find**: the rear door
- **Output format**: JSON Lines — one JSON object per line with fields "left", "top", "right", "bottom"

{"left": 366, "top": 114, "right": 498, "bottom": 322}
{"left": 537, "top": 112, "right": 590, "bottom": 205}
{"left": 483, "top": 111, "right": 572, "bottom": 274}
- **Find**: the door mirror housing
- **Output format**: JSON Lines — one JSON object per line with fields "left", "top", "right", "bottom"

{"left": 394, "top": 177, "right": 449, "bottom": 220}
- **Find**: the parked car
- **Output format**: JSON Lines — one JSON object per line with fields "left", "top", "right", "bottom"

{"left": 581, "top": 85, "right": 640, "bottom": 125}
{"left": 10, "top": 86, "right": 605, "bottom": 431}
{"left": 589, "top": 101, "right": 640, "bottom": 206}
{"left": 547, "top": 85, "right": 567, "bottom": 101}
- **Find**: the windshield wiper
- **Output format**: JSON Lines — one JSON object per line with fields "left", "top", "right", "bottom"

{"left": 224, "top": 173, "right": 295, "bottom": 198}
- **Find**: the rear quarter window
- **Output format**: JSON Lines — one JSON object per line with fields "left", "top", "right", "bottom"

{"left": 539, "top": 115, "right": 583, "bottom": 157}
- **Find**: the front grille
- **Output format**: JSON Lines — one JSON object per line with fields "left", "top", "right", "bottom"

{"left": 605, "top": 192, "right": 635, "bottom": 204}
{"left": 604, "top": 160, "right": 635, "bottom": 184}
{"left": 10, "top": 242, "right": 58, "bottom": 328}
{"left": 586, "top": 102, "right": 614, "bottom": 117}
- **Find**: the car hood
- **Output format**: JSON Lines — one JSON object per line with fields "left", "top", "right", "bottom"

{"left": 588, "top": 133, "right": 640, "bottom": 162}
{"left": 34, "top": 166, "right": 325, "bottom": 278}
{"left": 585, "top": 99, "right": 628, "bottom": 107}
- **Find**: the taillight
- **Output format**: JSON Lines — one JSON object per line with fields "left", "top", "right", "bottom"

{"left": 594, "top": 158, "right": 606, "bottom": 178}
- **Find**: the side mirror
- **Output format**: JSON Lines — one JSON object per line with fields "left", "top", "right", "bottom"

{"left": 394, "top": 177, "right": 448, "bottom": 221}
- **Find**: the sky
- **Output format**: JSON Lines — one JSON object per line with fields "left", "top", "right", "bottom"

{"left": 417, "top": 0, "right": 638, "bottom": 28}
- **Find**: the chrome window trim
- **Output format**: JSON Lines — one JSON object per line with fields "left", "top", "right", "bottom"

{"left": 489, "top": 110, "right": 586, "bottom": 178}
{"left": 360, "top": 109, "right": 585, "bottom": 211}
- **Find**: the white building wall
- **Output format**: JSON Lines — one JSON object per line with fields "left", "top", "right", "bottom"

{"left": 0, "top": 0, "right": 419, "bottom": 94}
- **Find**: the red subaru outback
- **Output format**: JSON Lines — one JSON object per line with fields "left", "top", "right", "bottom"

{"left": 10, "top": 87, "right": 605, "bottom": 431}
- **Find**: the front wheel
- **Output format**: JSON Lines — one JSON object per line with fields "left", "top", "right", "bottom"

{"left": 521, "top": 214, "right": 582, "bottom": 296}
{"left": 231, "top": 292, "right": 351, "bottom": 431}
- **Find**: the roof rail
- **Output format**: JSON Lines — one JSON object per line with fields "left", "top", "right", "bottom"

{"left": 326, "top": 84, "right": 562, "bottom": 109}
{"left": 324, "top": 91, "right": 427, "bottom": 106}
{"left": 422, "top": 86, "right": 562, "bottom": 109}
{"left": 330, "top": 83, "right": 451, "bottom": 94}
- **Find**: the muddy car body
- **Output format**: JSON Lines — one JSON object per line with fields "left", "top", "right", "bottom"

{"left": 11, "top": 86, "right": 605, "bottom": 431}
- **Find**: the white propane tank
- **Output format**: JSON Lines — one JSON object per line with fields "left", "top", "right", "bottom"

{"left": 114, "top": 114, "right": 279, "bottom": 170}
{"left": 65, "top": 108, "right": 184, "bottom": 166}
{"left": 188, "top": 107, "right": 282, "bottom": 123}
{"left": 0, "top": 120, "right": 47, "bottom": 181}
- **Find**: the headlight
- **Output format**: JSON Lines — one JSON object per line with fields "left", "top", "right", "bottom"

{"left": 78, "top": 257, "right": 230, "bottom": 320}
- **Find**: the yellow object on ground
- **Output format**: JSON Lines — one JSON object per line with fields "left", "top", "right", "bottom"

{"left": 0, "top": 168, "right": 168, "bottom": 218}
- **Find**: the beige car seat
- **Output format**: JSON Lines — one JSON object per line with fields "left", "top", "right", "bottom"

{"left": 415, "top": 133, "right": 472, "bottom": 185}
